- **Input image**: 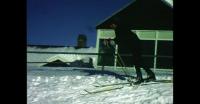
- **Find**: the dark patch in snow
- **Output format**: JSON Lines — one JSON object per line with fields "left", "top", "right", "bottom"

{"left": 70, "top": 58, "right": 94, "bottom": 68}
{"left": 42, "top": 58, "right": 94, "bottom": 68}
{"left": 43, "top": 60, "right": 70, "bottom": 67}
{"left": 73, "top": 68, "right": 135, "bottom": 80}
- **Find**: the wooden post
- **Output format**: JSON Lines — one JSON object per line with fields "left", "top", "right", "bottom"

{"left": 114, "top": 44, "right": 118, "bottom": 70}
{"left": 153, "top": 31, "right": 158, "bottom": 72}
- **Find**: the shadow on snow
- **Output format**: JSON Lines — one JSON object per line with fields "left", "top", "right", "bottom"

{"left": 72, "top": 68, "right": 135, "bottom": 80}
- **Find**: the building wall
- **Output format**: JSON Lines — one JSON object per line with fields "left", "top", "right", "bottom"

{"left": 96, "top": 29, "right": 173, "bottom": 69}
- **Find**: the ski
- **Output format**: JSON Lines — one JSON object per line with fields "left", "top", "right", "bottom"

{"left": 94, "top": 82, "right": 131, "bottom": 87}
{"left": 82, "top": 80, "right": 172, "bottom": 95}
{"left": 151, "top": 79, "right": 172, "bottom": 83}
{"left": 133, "top": 80, "right": 172, "bottom": 86}
{"left": 94, "top": 79, "right": 172, "bottom": 87}
{"left": 83, "top": 85, "right": 123, "bottom": 94}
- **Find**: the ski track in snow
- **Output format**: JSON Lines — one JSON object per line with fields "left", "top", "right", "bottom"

{"left": 27, "top": 67, "right": 173, "bottom": 104}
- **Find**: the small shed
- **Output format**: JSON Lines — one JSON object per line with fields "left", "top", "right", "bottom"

{"left": 95, "top": 0, "right": 173, "bottom": 70}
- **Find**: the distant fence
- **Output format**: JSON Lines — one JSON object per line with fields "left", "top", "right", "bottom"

{"left": 27, "top": 51, "right": 172, "bottom": 63}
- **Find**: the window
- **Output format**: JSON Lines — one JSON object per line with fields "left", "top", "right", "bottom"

{"left": 157, "top": 41, "right": 173, "bottom": 69}
{"left": 141, "top": 40, "right": 155, "bottom": 55}
{"left": 97, "top": 39, "right": 115, "bottom": 66}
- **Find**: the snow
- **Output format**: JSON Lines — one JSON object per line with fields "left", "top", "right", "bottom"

{"left": 27, "top": 66, "right": 173, "bottom": 104}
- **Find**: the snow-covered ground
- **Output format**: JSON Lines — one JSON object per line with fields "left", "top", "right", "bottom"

{"left": 27, "top": 66, "right": 173, "bottom": 104}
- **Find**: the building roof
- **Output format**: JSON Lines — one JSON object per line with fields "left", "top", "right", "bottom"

{"left": 96, "top": 0, "right": 173, "bottom": 30}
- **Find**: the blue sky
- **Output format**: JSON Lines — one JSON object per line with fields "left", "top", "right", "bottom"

{"left": 27, "top": 0, "right": 133, "bottom": 47}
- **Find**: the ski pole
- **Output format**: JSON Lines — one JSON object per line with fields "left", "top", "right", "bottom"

{"left": 116, "top": 55, "right": 133, "bottom": 85}
{"left": 114, "top": 46, "right": 133, "bottom": 83}
{"left": 113, "top": 45, "right": 129, "bottom": 77}
{"left": 116, "top": 58, "right": 129, "bottom": 76}
{"left": 116, "top": 53, "right": 130, "bottom": 76}
{"left": 111, "top": 42, "right": 131, "bottom": 81}
{"left": 117, "top": 53, "right": 126, "bottom": 68}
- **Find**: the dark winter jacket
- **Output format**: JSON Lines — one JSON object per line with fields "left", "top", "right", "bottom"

{"left": 114, "top": 26, "right": 142, "bottom": 65}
